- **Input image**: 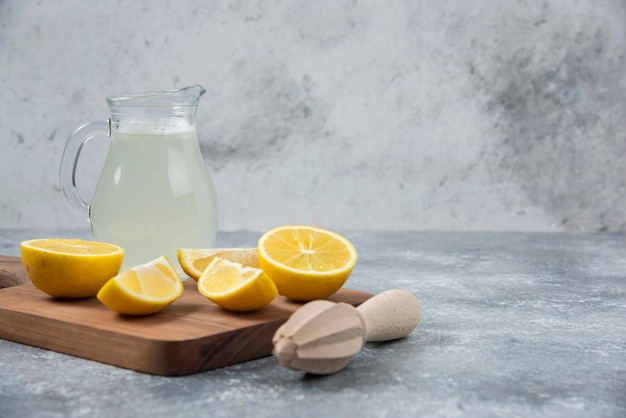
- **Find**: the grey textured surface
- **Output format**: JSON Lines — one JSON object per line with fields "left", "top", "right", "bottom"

{"left": 1, "top": 229, "right": 625, "bottom": 417}
{"left": 2, "top": 0, "right": 626, "bottom": 231}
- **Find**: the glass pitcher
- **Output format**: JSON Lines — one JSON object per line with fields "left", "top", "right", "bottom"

{"left": 59, "top": 85, "right": 218, "bottom": 271}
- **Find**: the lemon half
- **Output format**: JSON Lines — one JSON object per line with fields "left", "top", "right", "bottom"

{"left": 257, "top": 225, "right": 358, "bottom": 301}
{"left": 20, "top": 238, "right": 124, "bottom": 298}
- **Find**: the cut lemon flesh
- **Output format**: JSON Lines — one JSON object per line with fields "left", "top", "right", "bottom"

{"left": 257, "top": 225, "right": 358, "bottom": 301}
{"left": 177, "top": 248, "right": 259, "bottom": 281}
{"left": 97, "top": 256, "right": 183, "bottom": 315}
{"left": 197, "top": 257, "right": 277, "bottom": 312}
{"left": 20, "top": 238, "right": 124, "bottom": 298}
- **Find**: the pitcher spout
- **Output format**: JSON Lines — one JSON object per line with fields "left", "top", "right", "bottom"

{"left": 169, "top": 84, "right": 206, "bottom": 107}
{"left": 107, "top": 84, "right": 206, "bottom": 114}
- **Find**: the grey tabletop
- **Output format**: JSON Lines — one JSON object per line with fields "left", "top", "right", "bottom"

{"left": 0, "top": 229, "right": 625, "bottom": 418}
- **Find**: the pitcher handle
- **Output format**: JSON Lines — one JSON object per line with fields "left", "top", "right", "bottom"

{"left": 59, "top": 120, "right": 111, "bottom": 220}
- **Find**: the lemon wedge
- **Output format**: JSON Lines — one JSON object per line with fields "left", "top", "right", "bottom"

{"left": 97, "top": 256, "right": 183, "bottom": 315}
{"left": 197, "top": 257, "right": 277, "bottom": 312}
{"left": 177, "top": 248, "right": 259, "bottom": 280}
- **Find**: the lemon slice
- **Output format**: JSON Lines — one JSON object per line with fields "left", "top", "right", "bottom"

{"left": 257, "top": 225, "right": 358, "bottom": 301}
{"left": 197, "top": 257, "right": 278, "bottom": 312}
{"left": 97, "top": 256, "right": 183, "bottom": 315}
{"left": 20, "top": 238, "right": 124, "bottom": 298}
{"left": 177, "top": 248, "right": 259, "bottom": 281}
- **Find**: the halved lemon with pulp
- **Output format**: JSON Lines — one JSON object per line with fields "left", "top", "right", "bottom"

{"left": 97, "top": 256, "right": 183, "bottom": 315}
{"left": 20, "top": 238, "right": 124, "bottom": 298}
{"left": 197, "top": 257, "right": 278, "bottom": 312}
{"left": 257, "top": 225, "right": 358, "bottom": 301}
{"left": 177, "top": 248, "right": 259, "bottom": 281}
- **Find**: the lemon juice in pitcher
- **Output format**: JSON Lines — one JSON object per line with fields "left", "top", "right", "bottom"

{"left": 90, "top": 128, "right": 217, "bottom": 269}
{"left": 60, "top": 85, "right": 218, "bottom": 271}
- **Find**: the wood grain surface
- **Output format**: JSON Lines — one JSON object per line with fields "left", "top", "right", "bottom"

{"left": 0, "top": 257, "right": 372, "bottom": 376}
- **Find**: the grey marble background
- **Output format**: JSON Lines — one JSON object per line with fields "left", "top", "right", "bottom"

{"left": 2, "top": 0, "right": 626, "bottom": 232}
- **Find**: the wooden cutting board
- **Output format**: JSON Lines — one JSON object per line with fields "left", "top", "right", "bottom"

{"left": 0, "top": 256, "right": 372, "bottom": 376}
